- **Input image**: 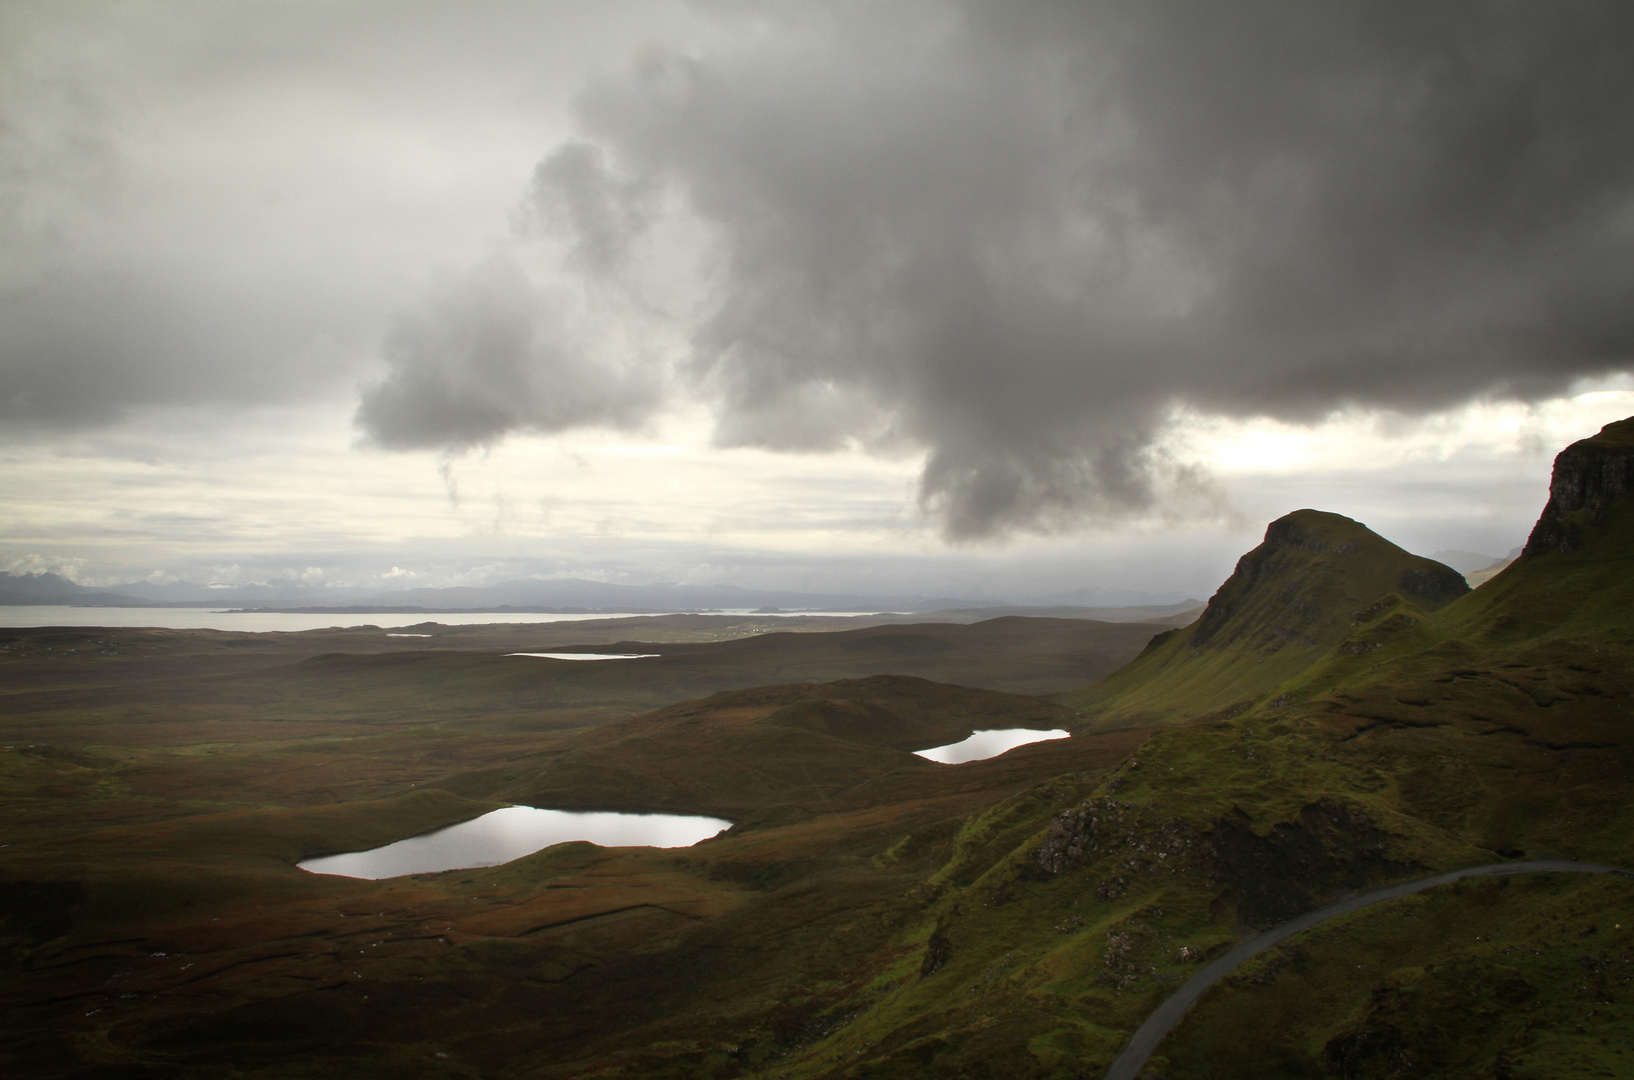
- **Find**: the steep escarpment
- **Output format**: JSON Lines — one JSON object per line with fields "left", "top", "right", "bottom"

{"left": 1522, "top": 416, "right": 1634, "bottom": 556}
{"left": 1067, "top": 510, "right": 1467, "bottom": 728}
{"left": 1439, "top": 417, "right": 1634, "bottom": 649}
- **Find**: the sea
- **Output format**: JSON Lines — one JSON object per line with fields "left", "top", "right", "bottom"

{"left": 0, "top": 606, "right": 888, "bottom": 633}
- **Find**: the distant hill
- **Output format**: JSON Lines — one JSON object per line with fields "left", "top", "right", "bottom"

{"left": 1462, "top": 548, "right": 1522, "bottom": 587}
{"left": 1432, "top": 546, "right": 1525, "bottom": 587}
{"left": 176, "top": 580, "right": 1207, "bottom": 617}
{"left": 0, "top": 572, "right": 999, "bottom": 614}
{"left": 0, "top": 568, "right": 1204, "bottom": 618}
{"left": 1429, "top": 548, "right": 1504, "bottom": 573}
{"left": 917, "top": 600, "right": 1204, "bottom": 625}
{"left": 313, "top": 578, "right": 976, "bottom": 614}
{"left": 1065, "top": 509, "right": 1469, "bottom": 727}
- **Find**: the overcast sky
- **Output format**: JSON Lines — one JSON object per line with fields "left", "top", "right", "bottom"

{"left": 2, "top": 1, "right": 1631, "bottom": 602}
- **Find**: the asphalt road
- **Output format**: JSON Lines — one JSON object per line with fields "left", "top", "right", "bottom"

{"left": 1104, "top": 860, "right": 1634, "bottom": 1080}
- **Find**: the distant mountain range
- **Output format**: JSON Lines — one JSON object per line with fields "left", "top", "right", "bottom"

{"left": 0, "top": 570, "right": 1198, "bottom": 615}
{"left": 1430, "top": 547, "right": 1524, "bottom": 574}
{"left": 0, "top": 572, "right": 152, "bottom": 607}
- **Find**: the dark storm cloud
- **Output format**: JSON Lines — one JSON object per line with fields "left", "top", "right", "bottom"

{"left": 10, "top": 3, "right": 1629, "bottom": 539}
{"left": 416, "top": 0, "right": 1632, "bottom": 537}
{"left": 355, "top": 257, "right": 659, "bottom": 451}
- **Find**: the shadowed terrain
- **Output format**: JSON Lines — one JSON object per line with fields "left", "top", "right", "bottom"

{"left": 0, "top": 612, "right": 1175, "bottom": 743}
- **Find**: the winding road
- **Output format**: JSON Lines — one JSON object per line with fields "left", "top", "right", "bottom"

{"left": 1104, "top": 860, "right": 1634, "bottom": 1080}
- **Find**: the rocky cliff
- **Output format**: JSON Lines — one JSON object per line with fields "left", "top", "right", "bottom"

{"left": 1522, "top": 417, "right": 1634, "bottom": 556}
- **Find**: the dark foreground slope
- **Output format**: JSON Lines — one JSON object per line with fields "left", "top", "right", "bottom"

{"left": 1066, "top": 509, "right": 1468, "bottom": 728}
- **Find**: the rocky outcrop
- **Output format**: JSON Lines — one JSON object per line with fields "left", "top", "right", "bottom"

{"left": 1393, "top": 563, "right": 1471, "bottom": 604}
{"left": 1035, "top": 797, "right": 1192, "bottom": 877}
{"left": 1202, "top": 799, "right": 1413, "bottom": 928}
{"left": 1034, "top": 796, "right": 1414, "bottom": 930}
{"left": 1522, "top": 417, "right": 1634, "bottom": 556}
{"left": 918, "top": 925, "right": 951, "bottom": 977}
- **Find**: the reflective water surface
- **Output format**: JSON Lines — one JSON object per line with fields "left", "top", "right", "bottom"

{"left": 914, "top": 728, "right": 1071, "bottom": 764}
{"left": 0, "top": 606, "right": 887, "bottom": 632}
{"left": 297, "top": 806, "right": 733, "bottom": 879}
{"left": 506, "top": 652, "right": 661, "bottom": 660}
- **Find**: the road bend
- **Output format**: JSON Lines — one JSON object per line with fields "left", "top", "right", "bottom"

{"left": 1104, "top": 860, "right": 1634, "bottom": 1080}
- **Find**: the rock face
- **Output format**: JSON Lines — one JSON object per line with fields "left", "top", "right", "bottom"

{"left": 1033, "top": 796, "right": 1413, "bottom": 930}
{"left": 1523, "top": 417, "right": 1634, "bottom": 556}
{"left": 1199, "top": 799, "right": 1412, "bottom": 928}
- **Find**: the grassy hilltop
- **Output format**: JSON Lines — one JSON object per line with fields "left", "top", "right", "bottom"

{"left": 2, "top": 421, "right": 1633, "bottom": 1079}
{"left": 1064, "top": 508, "right": 1470, "bottom": 730}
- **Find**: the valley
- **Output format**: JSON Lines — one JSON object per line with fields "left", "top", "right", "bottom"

{"left": 2, "top": 420, "right": 1633, "bottom": 1079}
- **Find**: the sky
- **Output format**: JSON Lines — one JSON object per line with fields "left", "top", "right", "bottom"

{"left": 2, "top": 1, "right": 1632, "bottom": 604}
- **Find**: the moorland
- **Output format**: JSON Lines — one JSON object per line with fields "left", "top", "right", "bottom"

{"left": 3, "top": 419, "right": 1633, "bottom": 1079}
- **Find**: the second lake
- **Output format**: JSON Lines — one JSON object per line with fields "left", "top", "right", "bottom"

{"left": 298, "top": 806, "right": 733, "bottom": 879}
{"left": 914, "top": 728, "right": 1071, "bottom": 765}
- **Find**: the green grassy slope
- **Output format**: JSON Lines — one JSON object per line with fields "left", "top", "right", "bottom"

{"left": 773, "top": 419, "right": 1634, "bottom": 1079}
{"left": 1066, "top": 509, "right": 1468, "bottom": 729}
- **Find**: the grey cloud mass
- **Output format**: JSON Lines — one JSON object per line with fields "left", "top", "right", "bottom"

{"left": 365, "top": 0, "right": 1634, "bottom": 537}
{"left": 356, "top": 257, "right": 660, "bottom": 450}
{"left": 0, "top": 0, "right": 675, "bottom": 431}
{"left": 4, "top": 2, "right": 1631, "bottom": 542}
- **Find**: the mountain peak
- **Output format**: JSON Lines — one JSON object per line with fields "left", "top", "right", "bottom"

{"left": 1191, "top": 509, "right": 1467, "bottom": 651}
{"left": 1070, "top": 510, "right": 1467, "bottom": 727}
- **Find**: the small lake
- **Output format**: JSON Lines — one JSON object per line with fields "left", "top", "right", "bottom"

{"left": 297, "top": 806, "right": 733, "bottom": 879}
{"left": 914, "top": 728, "right": 1071, "bottom": 764}
{"left": 506, "top": 652, "right": 661, "bottom": 661}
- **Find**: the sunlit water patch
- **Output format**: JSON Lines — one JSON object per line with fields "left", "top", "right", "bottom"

{"left": 914, "top": 728, "right": 1071, "bottom": 764}
{"left": 505, "top": 652, "right": 661, "bottom": 660}
{"left": 297, "top": 806, "right": 732, "bottom": 879}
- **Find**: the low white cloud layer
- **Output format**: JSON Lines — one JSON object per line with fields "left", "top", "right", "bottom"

{"left": 2, "top": 384, "right": 1629, "bottom": 601}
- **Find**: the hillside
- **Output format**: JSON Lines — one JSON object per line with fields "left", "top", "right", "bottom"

{"left": 1065, "top": 509, "right": 1468, "bottom": 728}
{"left": 874, "top": 419, "right": 1634, "bottom": 1077}
{"left": 2, "top": 420, "right": 1631, "bottom": 1080}
{"left": 0, "top": 616, "right": 1170, "bottom": 762}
